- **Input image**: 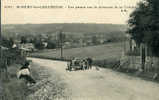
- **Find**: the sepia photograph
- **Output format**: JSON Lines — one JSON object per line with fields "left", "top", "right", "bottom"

{"left": 1, "top": 0, "right": 159, "bottom": 100}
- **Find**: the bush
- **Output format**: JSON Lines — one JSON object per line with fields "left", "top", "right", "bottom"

{"left": 47, "top": 41, "right": 56, "bottom": 49}
{"left": 93, "top": 58, "right": 119, "bottom": 68}
{"left": 126, "top": 50, "right": 140, "bottom": 56}
{"left": 34, "top": 42, "right": 44, "bottom": 50}
{"left": 2, "top": 79, "right": 28, "bottom": 100}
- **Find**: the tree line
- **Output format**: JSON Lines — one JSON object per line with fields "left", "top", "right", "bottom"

{"left": 128, "top": 0, "right": 159, "bottom": 56}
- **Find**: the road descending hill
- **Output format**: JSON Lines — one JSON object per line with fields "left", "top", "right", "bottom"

{"left": 28, "top": 57, "right": 159, "bottom": 100}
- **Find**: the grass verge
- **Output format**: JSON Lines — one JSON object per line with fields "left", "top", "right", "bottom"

{"left": 0, "top": 64, "right": 28, "bottom": 100}
{"left": 0, "top": 62, "right": 39, "bottom": 100}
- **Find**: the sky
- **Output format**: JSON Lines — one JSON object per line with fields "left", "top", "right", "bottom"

{"left": 2, "top": 0, "right": 140, "bottom": 24}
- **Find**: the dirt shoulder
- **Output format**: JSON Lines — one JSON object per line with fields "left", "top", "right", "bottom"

{"left": 27, "top": 62, "right": 70, "bottom": 100}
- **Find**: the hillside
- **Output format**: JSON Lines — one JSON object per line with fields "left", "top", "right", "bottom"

{"left": 2, "top": 23, "right": 127, "bottom": 37}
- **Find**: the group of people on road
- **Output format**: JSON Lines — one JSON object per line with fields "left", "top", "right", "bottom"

{"left": 67, "top": 57, "right": 93, "bottom": 71}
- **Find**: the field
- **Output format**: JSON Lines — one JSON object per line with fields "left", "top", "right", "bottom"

{"left": 31, "top": 42, "right": 128, "bottom": 60}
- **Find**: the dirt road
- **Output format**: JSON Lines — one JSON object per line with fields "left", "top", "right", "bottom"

{"left": 28, "top": 58, "right": 159, "bottom": 100}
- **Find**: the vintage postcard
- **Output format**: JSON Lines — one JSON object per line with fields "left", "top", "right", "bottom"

{"left": 1, "top": 0, "right": 159, "bottom": 100}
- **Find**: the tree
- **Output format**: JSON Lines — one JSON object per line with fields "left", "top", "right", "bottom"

{"left": 92, "top": 36, "right": 98, "bottom": 45}
{"left": 8, "top": 38, "right": 14, "bottom": 48}
{"left": 128, "top": 1, "right": 150, "bottom": 44}
{"left": 46, "top": 38, "right": 56, "bottom": 49}
{"left": 21, "top": 36, "right": 27, "bottom": 44}
{"left": 33, "top": 38, "right": 44, "bottom": 50}
{"left": 128, "top": 0, "right": 159, "bottom": 56}
{"left": 147, "top": 0, "right": 159, "bottom": 56}
{"left": 0, "top": 37, "right": 14, "bottom": 48}
{"left": 128, "top": 0, "right": 159, "bottom": 71}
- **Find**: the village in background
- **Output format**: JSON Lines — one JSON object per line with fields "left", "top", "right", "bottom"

{"left": 1, "top": 24, "right": 126, "bottom": 51}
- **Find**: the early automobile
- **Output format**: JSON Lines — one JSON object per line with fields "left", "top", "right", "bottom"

{"left": 67, "top": 58, "right": 83, "bottom": 71}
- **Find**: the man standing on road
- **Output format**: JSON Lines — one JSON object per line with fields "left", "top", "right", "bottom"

{"left": 87, "top": 57, "right": 93, "bottom": 69}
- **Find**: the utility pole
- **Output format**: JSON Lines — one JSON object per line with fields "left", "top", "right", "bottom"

{"left": 141, "top": 43, "right": 146, "bottom": 72}
{"left": 55, "top": 26, "right": 64, "bottom": 59}
{"left": 59, "top": 30, "right": 63, "bottom": 59}
{"left": 0, "top": 0, "right": 3, "bottom": 79}
{"left": 0, "top": 0, "right": 2, "bottom": 63}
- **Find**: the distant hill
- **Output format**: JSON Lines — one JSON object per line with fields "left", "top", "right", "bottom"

{"left": 2, "top": 23, "right": 127, "bottom": 37}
